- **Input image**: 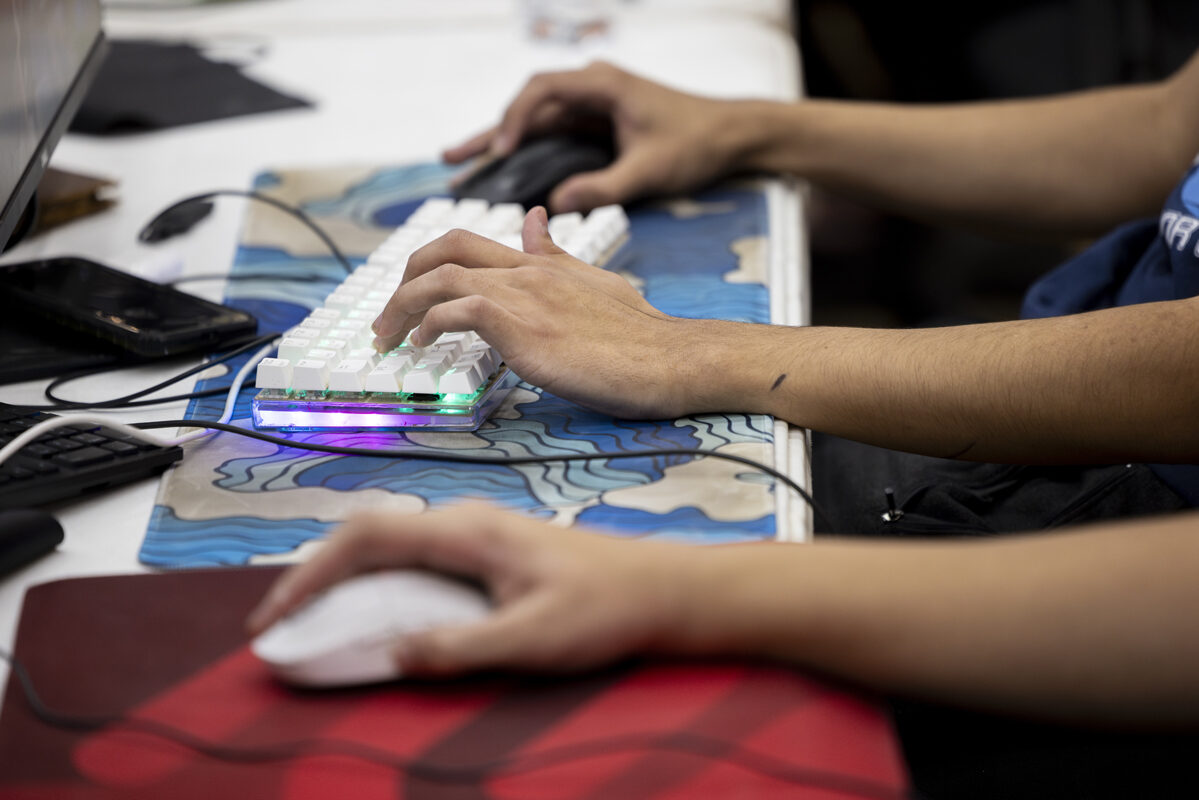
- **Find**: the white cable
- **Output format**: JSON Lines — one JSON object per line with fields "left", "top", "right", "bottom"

{"left": 168, "top": 339, "right": 277, "bottom": 445}
{"left": 0, "top": 339, "right": 278, "bottom": 469}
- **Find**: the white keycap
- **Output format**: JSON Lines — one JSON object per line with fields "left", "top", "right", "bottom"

{"left": 354, "top": 265, "right": 385, "bottom": 280}
{"left": 313, "top": 337, "right": 350, "bottom": 356}
{"left": 292, "top": 359, "right": 330, "bottom": 391}
{"left": 328, "top": 359, "right": 373, "bottom": 392}
{"left": 479, "top": 203, "right": 525, "bottom": 234}
{"left": 444, "top": 198, "right": 489, "bottom": 228}
{"left": 407, "top": 197, "right": 455, "bottom": 226}
{"left": 345, "top": 347, "right": 381, "bottom": 367}
{"left": 323, "top": 292, "right": 359, "bottom": 310}
{"left": 382, "top": 348, "right": 420, "bottom": 367}
{"left": 287, "top": 325, "right": 323, "bottom": 340}
{"left": 548, "top": 212, "right": 583, "bottom": 242}
{"left": 402, "top": 362, "right": 446, "bottom": 394}
{"left": 416, "top": 350, "right": 453, "bottom": 371}
{"left": 367, "top": 252, "right": 402, "bottom": 269}
{"left": 307, "top": 347, "right": 342, "bottom": 363}
{"left": 495, "top": 233, "right": 522, "bottom": 251}
{"left": 256, "top": 358, "right": 293, "bottom": 390}
{"left": 335, "top": 317, "right": 369, "bottom": 334}
{"left": 429, "top": 338, "right": 464, "bottom": 360}
{"left": 301, "top": 314, "right": 336, "bottom": 327}
{"left": 364, "top": 361, "right": 406, "bottom": 393}
{"left": 454, "top": 350, "right": 488, "bottom": 374}
{"left": 439, "top": 363, "right": 486, "bottom": 395}
{"left": 278, "top": 336, "right": 312, "bottom": 361}
{"left": 464, "top": 341, "right": 499, "bottom": 373}
{"left": 326, "top": 328, "right": 359, "bottom": 345}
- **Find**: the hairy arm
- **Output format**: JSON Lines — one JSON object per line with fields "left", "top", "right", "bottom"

{"left": 697, "top": 297, "right": 1199, "bottom": 463}
{"left": 676, "top": 512, "right": 1199, "bottom": 725}
{"left": 250, "top": 506, "right": 1199, "bottom": 726}
{"left": 726, "top": 50, "right": 1199, "bottom": 237}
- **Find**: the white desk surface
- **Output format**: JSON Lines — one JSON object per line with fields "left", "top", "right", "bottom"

{"left": 0, "top": 0, "right": 806, "bottom": 689}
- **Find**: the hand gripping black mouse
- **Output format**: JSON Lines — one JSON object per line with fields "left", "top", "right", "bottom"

{"left": 452, "top": 135, "right": 614, "bottom": 209}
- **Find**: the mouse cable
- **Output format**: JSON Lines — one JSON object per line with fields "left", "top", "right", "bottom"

{"left": 20, "top": 333, "right": 280, "bottom": 412}
{"left": 1, "top": 404, "right": 829, "bottom": 528}
{"left": 140, "top": 189, "right": 355, "bottom": 274}
{"left": 0, "top": 339, "right": 275, "bottom": 467}
{"left": 0, "top": 648, "right": 907, "bottom": 799}
{"left": 8, "top": 333, "right": 828, "bottom": 524}
{"left": 132, "top": 416, "right": 830, "bottom": 528}
{"left": 169, "top": 271, "right": 339, "bottom": 286}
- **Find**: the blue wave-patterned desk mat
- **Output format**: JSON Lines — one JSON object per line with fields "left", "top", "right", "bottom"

{"left": 141, "top": 164, "right": 780, "bottom": 568}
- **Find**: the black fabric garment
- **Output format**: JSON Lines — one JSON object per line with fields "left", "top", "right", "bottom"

{"left": 811, "top": 432, "right": 1188, "bottom": 538}
{"left": 811, "top": 432, "right": 1194, "bottom": 799}
{"left": 70, "top": 40, "right": 310, "bottom": 135}
{"left": 892, "top": 701, "right": 1199, "bottom": 800}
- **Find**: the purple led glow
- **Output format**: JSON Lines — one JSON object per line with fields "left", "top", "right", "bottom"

{"left": 251, "top": 369, "right": 520, "bottom": 432}
{"left": 254, "top": 408, "right": 482, "bottom": 430}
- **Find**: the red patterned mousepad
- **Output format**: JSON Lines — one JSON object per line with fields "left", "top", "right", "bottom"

{"left": 0, "top": 571, "right": 909, "bottom": 798}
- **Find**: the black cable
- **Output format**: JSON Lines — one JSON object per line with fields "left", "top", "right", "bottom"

{"left": 30, "top": 333, "right": 279, "bottom": 411}
{"left": 0, "top": 648, "right": 906, "bottom": 798}
{"left": 135, "top": 417, "right": 831, "bottom": 528}
{"left": 140, "top": 189, "right": 355, "bottom": 274}
{"left": 170, "top": 272, "right": 337, "bottom": 285}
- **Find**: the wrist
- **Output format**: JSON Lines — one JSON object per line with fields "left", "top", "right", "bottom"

{"left": 657, "top": 543, "right": 811, "bottom": 659}
{"left": 714, "top": 100, "right": 784, "bottom": 175}
{"left": 671, "top": 320, "right": 804, "bottom": 418}
{"left": 644, "top": 542, "right": 725, "bottom": 656}
{"left": 723, "top": 100, "right": 821, "bottom": 177}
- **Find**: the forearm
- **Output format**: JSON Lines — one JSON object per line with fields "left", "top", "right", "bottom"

{"left": 665, "top": 512, "right": 1199, "bottom": 725}
{"left": 686, "top": 297, "right": 1199, "bottom": 464}
{"left": 724, "top": 76, "right": 1194, "bottom": 237}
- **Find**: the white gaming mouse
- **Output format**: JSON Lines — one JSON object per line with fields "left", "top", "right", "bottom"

{"left": 251, "top": 570, "right": 492, "bottom": 687}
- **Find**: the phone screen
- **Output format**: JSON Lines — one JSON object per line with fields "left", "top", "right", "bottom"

{"left": 0, "top": 257, "right": 257, "bottom": 356}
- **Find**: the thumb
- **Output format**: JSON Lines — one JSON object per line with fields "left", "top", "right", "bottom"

{"left": 549, "top": 157, "right": 645, "bottom": 214}
{"left": 521, "top": 206, "right": 566, "bottom": 256}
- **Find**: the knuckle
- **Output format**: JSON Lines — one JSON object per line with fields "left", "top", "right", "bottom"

{"left": 432, "top": 261, "right": 470, "bottom": 288}
{"left": 460, "top": 293, "right": 494, "bottom": 318}
{"left": 442, "top": 227, "right": 475, "bottom": 249}
{"left": 586, "top": 60, "right": 621, "bottom": 84}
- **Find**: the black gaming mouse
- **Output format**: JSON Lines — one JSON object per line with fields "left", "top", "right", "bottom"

{"left": 452, "top": 135, "right": 614, "bottom": 209}
{"left": 0, "top": 508, "right": 63, "bottom": 576}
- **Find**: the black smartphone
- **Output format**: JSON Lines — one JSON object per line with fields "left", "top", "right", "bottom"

{"left": 0, "top": 257, "right": 256, "bottom": 359}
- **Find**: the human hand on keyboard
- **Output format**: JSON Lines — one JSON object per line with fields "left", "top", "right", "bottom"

{"left": 371, "top": 207, "right": 705, "bottom": 419}
{"left": 443, "top": 62, "right": 741, "bottom": 214}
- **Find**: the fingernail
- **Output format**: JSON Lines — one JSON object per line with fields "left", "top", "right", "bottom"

{"left": 371, "top": 314, "right": 384, "bottom": 335}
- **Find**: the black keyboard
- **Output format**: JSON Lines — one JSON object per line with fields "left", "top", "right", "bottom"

{"left": 0, "top": 402, "right": 183, "bottom": 509}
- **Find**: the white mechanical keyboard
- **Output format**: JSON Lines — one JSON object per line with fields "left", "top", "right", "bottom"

{"left": 252, "top": 197, "right": 630, "bottom": 431}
